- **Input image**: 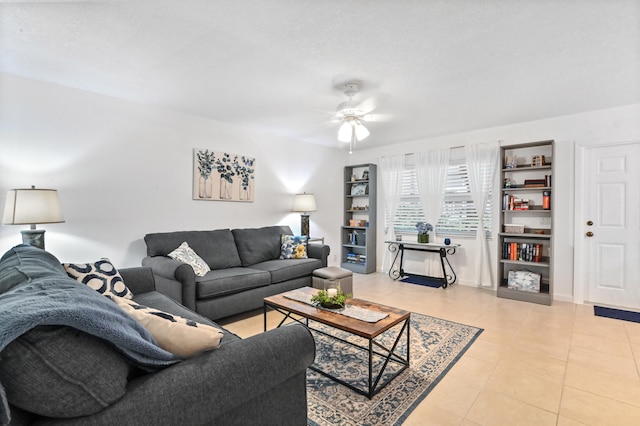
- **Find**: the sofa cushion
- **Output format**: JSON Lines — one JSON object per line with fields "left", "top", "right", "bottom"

{"left": 168, "top": 242, "right": 211, "bottom": 277}
{"left": 279, "top": 234, "right": 308, "bottom": 259}
{"left": 133, "top": 291, "right": 241, "bottom": 345}
{"left": 63, "top": 259, "right": 133, "bottom": 299}
{"left": 145, "top": 229, "right": 242, "bottom": 269}
{"left": 195, "top": 267, "right": 271, "bottom": 299}
{"left": 251, "top": 258, "right": 322, "bottom": 284}
{"left": 108, "top": 296, "right": 223, "bottom": 358}
{"left": 0, "top": 325, "right": 130, "bottom": 418}
{"left": 232, "top": 225, "right": 293, "bottom": 266}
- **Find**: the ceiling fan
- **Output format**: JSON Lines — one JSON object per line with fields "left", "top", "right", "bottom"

{"left": 335, "top": 82, "right": 372, "bottom": 154}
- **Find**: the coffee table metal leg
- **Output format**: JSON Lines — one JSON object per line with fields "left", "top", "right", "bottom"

{"left": 309, "top": 316, "right": 410, "bottom": 399}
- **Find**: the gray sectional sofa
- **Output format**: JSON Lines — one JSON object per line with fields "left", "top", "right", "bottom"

{"left": 0, "top": 245, "right": 315, "bottom": 425}
{"left": 142, "top": 225, "right": 330, "bottom": 320}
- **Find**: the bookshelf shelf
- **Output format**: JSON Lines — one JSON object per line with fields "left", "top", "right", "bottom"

{"left": 497, "top": 140, "right": 554, "bottom": 305}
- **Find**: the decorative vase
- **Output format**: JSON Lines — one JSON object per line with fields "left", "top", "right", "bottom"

{"left": 418, "top": 233, "right": 429, "bottom": 243}
{"left": 219, "top": 177, "right": 232, "bottom": 199}
{"left": 199, "top": 176, "right": 212, "bottom": 198}
{"left": 239, "top": 182, "right": 251, "bottom": 200}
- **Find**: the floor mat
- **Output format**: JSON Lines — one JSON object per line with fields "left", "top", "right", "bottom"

{"left": 594, "top": 305, "right": 640, "bottom": 323}
{"left": 399, "top": 275, "right": 443, "bottom": 288}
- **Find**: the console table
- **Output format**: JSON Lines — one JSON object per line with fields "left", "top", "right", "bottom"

{"left": 385, "top": 241, "right": 460, "bottom": 288}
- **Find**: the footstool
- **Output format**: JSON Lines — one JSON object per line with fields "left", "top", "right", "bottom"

{"left": 312, "top": 266, "right": 353, "bottom": 295}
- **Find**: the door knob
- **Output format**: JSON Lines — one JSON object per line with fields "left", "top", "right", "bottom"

{"left": 586, "top": 231, "right": 594, "bottom": 237}
{"left": 586, "top": 220, "right": 593, "bottom": 226}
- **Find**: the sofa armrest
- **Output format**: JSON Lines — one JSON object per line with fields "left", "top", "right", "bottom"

{"left": 141, "top": 256, "right": 197, "bottom": 311}
{"left": 119, "top": 267, "right": 156, "bottom": 295}
{"left": 84, "top": 324, "right": 315, "bottom": 425}
{"left": 308, "top": 244, "right": 330, "bottom": 267}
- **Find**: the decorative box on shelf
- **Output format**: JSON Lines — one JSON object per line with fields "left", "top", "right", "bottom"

{"left": 504, "top": 224, "right": 525, "bottom": 234}
{"left": 507, "top": 270, "right": 541, "bottom": 292}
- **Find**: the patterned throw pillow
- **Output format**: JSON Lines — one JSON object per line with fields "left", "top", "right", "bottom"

{"left": 108, "top": 296, "right": 223, "bottom": 358}
{"left": 63, "top": 259, "right": 133, "bottom": 299}
{"left": 279, "top": 234, "right": 309, "bottom": 259}
{"left": 167, "top": 242, "right": 211, "bottom": 277}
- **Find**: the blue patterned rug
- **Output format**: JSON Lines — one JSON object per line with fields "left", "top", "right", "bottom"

{"left": 306, "top": 312, "right": 483, "bottom": 425}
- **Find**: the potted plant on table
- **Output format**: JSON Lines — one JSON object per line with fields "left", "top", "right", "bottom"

{"left": 416, "top": 221, "right": 433, "bottom": 243}
{"left": 311, "top": 289, "right": 352, "bottom": 309}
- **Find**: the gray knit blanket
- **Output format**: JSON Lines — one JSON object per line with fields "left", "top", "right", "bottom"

{"left": 0, "top": 245, "right": 179, "bottom": 425}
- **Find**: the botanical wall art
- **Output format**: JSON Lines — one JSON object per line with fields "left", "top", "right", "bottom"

{"left": 193, "top": 148, "right": 256, "bottom": 202}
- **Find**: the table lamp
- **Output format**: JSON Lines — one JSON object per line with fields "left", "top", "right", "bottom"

{"left": 292, "top": 193, "right": 317, "bottom": 236}
{"left": 2, "top": 185, "right": 65, "bottom": 249}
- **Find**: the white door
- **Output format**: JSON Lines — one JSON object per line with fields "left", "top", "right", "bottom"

{"left": 580, "top": 142, "right": 640, "bottom": 309}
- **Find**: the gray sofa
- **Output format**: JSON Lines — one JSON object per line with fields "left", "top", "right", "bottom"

{"left": 0, "top": 245, "right": 315, "bottom": 426}
{"left": 142, "top": 225, "right": 330, "bottom": 320}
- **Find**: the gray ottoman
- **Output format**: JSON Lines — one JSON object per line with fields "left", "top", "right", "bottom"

{"left": 312, "top": 266, "right": 353, "bottom": 295}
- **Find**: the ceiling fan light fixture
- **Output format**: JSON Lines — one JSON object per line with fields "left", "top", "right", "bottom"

{"left": 336, "top": 100, "right": 364, "bottom": 118}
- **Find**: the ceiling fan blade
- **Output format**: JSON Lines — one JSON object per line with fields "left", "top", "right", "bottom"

{"left": 354, "top": 95, "right": 378, "bottom": 115}
{"left": 361, "top": 112, "right": 393, "bottom": 123}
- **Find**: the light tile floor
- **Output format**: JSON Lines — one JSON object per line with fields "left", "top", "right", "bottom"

{"left": 218, "top": 272, "right": 640, "bottom": 426}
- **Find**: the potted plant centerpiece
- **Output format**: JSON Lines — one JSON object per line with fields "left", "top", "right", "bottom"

{"left": 310, "top": 288, "right": 352, "bottom": 309}
{"left": 416, "top": 221, "right": 433, "bottom": 243}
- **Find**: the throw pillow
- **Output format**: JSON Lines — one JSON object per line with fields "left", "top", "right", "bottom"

{"left": 63, "top": 258, "right": 133, "bottom": 299}
{"left": 0, "top": 325, "right": 130, "bottom": 418}
{"left": 279, "top": 234, "right": 309, "bottom": 259}
{"left": 109, "top": 296, "right": 223, "bottom": 358}
{"left": 167, "top": 242, "right": 211, "bottom": 277}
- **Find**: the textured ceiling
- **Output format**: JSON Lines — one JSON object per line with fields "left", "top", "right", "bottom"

{"left": 1, "top": 0, "right": 639, "bottom": 151}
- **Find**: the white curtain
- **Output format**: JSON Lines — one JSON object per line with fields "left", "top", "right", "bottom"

{"left": 465, "top": 141, "right": 500, "bottom": 288}
{"left": 378, "top": 155, "right": 404, "bottom": 273}
{"left": 415, "top": 148, "right": 451, "bottom": 237}
{"left": 415, "top": 148, "right": 450, "bottom": 274}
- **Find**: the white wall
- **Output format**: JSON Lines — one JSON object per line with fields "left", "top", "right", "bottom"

{"left": 3, "top": 73, "right": 639, "bottom": 302}
{"left": 0, "top": 74, "right": 345, "bottom": 267}
{"left": 348, "top": 103, "right": 640, "bottom": 302}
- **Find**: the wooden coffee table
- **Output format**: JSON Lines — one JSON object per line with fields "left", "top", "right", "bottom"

{"left": 263, "top": 287, "right": 410, "bottom": 399}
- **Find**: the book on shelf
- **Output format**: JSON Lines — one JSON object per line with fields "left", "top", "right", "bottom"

{"left": 502, "top": 242, "right": 542, "bottom": 262}
{"left": 524, "top": 179, "right": 546, "bottom": 188}
{"left": 346, "top": 252, "right": 367, "bottom": 265}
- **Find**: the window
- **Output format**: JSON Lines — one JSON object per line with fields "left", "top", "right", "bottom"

{"left": 392, "top": 163, "right": 426, "bottom": 234}
{"left": 386, "top": 151, "right": 493, "bottom": 237}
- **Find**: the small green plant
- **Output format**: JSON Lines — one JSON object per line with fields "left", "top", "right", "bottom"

{"left": 310, "top": 289, "right": 352, "bottom": 308}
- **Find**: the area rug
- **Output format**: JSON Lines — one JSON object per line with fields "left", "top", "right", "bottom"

{"left": 594, "top": 305, "right": 640, "bottom": 324}
{"left": 399, "top": 275, "right": 443, "bottom": 288}
{"left": 306, "top": 312, "right": 483, "bottom": 426}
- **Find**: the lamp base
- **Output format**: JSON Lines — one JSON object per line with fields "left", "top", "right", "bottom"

{"left": 21, "top": 229, "right": 46, "bottom": 249}
{"left": 300, "top": 214, "right": 310, "bottom": 237}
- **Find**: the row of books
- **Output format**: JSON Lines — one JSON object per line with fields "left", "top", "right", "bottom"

{"left": 502, "top": 242, "right": 543, "bottom": 262}
{"left": 502, "top": 195, "right": 530, "bottom": 210}
{"left": 346, "top": 252, "right": 367, "bottom": 265}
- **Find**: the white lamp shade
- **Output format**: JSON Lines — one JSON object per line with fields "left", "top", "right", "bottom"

{"left": 337, "top": 121, "right": 352, "bottom": 142}
{"left": 292, "top": 193, "right": 317, "bottom": 213}
{"left": 337, "top": 119, "right": 369, "bottom": 143}
{"left": 3, "top": 188, "right": 65, "bottom": 225}
{"left": 354, "top": 121, "right": 370, "bottom": 140}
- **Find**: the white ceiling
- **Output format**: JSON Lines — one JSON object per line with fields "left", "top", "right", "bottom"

{"left": 1, "top": 0, "right": 639, "bottom": 151}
